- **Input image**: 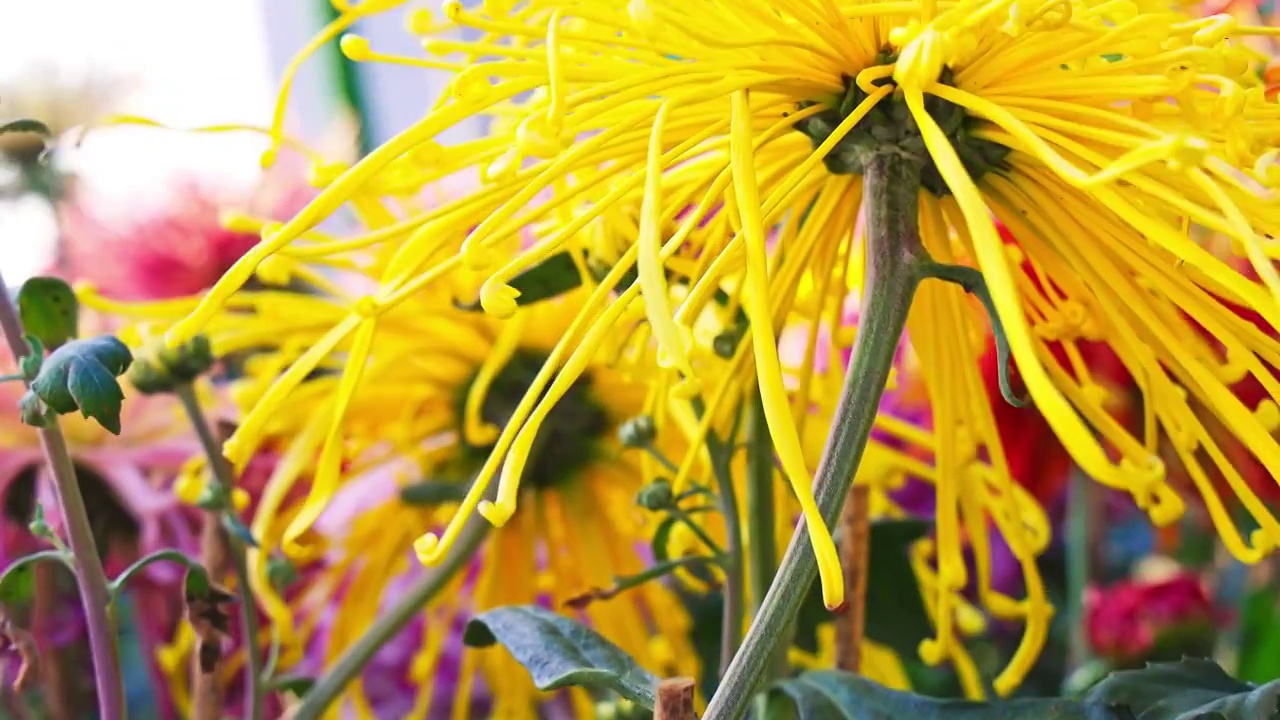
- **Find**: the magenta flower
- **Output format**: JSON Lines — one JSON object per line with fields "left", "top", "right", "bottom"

{"left": 1086, "top": 570, "right": 1223, "bottom": 666}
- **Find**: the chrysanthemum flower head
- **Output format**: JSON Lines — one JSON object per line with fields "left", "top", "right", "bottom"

{"left": 140, "top": 0, "right": 1280, "bottom": 695}
{"left": 139, "top": 273, "right": 701, "bottom": 717}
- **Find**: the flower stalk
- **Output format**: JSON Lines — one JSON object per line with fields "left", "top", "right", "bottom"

{"left": 703, "top": 151, "right": 925, "bottom": 720}
{"left": 288, "top": 507, "right": 491, "bottom": 720}
{"left": 708, "top": 431, "right": 745, "bottom": 675}
{"left": 0, "top": 271, "right": 126, "bottom": 720}
{"left": 1066, "top": 468, "right": 1093, "bottom": 672}
{"left": 174, "top": 384, "right": 265, "bottom": 720}
{"left": 744, "top": 391, "right": 776, "bottom": 615}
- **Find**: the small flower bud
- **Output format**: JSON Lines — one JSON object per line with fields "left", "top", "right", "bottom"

{"left": 712, "top": 328, "right": 742, "bottom": 359}
{"left": 267, "top": 554, "right": 299, "bottom": 591}
{"left": 27, "top": 505, "right": 53, "bottom": 542}
{"left": 194, "top": 482, "right": 230, "bottom": 512}
{"left": 129, "top": 334, "right": 217, "bottom": 395}
{"left": 17, "top": 394, "right": 45, "bottom": 428}
{"left": 636, "top": 479, "right": 674, "bottom": 511}
{"left": 127, "top": 359, "right": 173, "bottom": 396}
{"left": 618, "top": 415, "right": 657, "bottom": 448}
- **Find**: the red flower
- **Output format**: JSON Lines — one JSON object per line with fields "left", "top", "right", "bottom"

{"left": 978, "top": 223, "right": 1135, "bottom": 506}
{"left": 984, "top": 223, "right": 1280, "bottom": 509}
{"left": 1085, "top": 572, "right": 1221, "bottom": 665}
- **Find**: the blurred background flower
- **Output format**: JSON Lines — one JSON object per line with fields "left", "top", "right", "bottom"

{"left": 1086, "top": 563, "right": 1223, "bottom": 667}
{"left": 0, "top": 63, "right": 128, "bottom": 202}
{"left": 59, "top": 167, "right": 312, "bottom": 301}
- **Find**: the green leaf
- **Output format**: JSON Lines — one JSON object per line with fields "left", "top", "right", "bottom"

{"left": 24, "top": 335, "right": 132, "bottom": 433}
{"left": 766, "top": 671, "right": 1121, "bottom": 720}
{"left": 463, "top": 604, "right": 661, "bottom": 710}
{"left": 109, "top": 549, "right": 204, "bottom": 605}
{"left": 795, "top": 519, "right": 933, "bottom": 658}
{"left": 17, "top": 277, "right": 79, "bottom": 349}
{"left": 0, "top": 550, "right": 72, "bottom": 606}
{"left": 0, "top": 120, "right": 51, "bottom": 136}
{"left": 456, "top": 251, "right": 584, "bottom": 310}
{"left": 1085, "top": 658, "right": 1280, "bottom": 720}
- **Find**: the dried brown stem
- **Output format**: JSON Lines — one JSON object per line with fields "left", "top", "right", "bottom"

{"left": 654, "top": 678, "right": 697, "bottom": 720}
{"left": 834, "top": 484, "right": 871, "bottom": 673}
{"left": 191, "top": 512, "right": 229, "bottom": 720}
{"left": 0, "top": 615, "right": 38, "bottom": 694}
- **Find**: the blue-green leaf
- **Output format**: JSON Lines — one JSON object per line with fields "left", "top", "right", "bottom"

{"left": 17, "top": 277, "right": 79, "bottom": 349}
{"left": 463, "top": 604, "right": 661, "bottom": 710}
{"left": 24, "top": 335, "right": 132, "bottom": 433}
{"left": 766, "top": 671, "right": 1121, "bottom": 720}
{"left": 1085, "top": 658, "right": 1280, "bottom": 720}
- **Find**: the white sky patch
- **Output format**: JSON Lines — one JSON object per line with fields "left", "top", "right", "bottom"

{"left": 0, "top": 0, "right": 275, "bottom": 284}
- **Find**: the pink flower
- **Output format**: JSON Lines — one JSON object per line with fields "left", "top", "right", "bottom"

{"left": 58, "top": 169, "right": 312, "bottom": 301}
{"left": 1085, "top": 571, "right": 1222, "bottom": 665}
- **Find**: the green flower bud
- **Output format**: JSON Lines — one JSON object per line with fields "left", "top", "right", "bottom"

{"left": 618, "top": 415, "right": 657, "bottom": 448}
{"left": 636, "top": 479, "right": 674, "bottom": 511}
{"left": 128, "top": 334, "right": 217, "bottom": 395}
{"left": 712, "top": 328, "right": 743, "bottom": 359}
{"left": 194, "top": 482, "right": 229, "bottom": 512}
{"left": 267, "top": 554, "right": 299, "bottom": 591}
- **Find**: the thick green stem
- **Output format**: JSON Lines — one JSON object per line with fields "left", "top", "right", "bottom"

{"left": 1065, "top": 468, "right": 1091, "bottom": 672}
{"left": 702, "top": 152, "right": 924, "bottom": 720}
{"left": 290, "top": 514, "right": 490, "bottom": 720}
{"left": 0, "top": 278, "right": 126, "bottom": 720}
{"left": 745, "top": 389, "right": 788, "bottom": 679}
{"left": 708, "top": 432, "right": 745, "bottom": 677}
{"left": 175, "top": 385, "right": 265, "bottom": 720}
{"left": 745, "top": 389, "right": 776, "bottom": 615}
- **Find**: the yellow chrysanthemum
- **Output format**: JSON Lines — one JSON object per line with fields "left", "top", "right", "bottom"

{"left": 138, "top": 0, "right": 1280, "bottom": 696}
{"left": 97, "top": 276, "right": 707, "bottom": 716}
